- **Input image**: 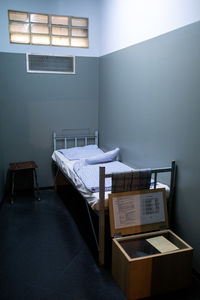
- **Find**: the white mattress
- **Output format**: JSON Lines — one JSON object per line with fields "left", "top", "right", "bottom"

{"left": 52, "top": 150, "right": 170, "bottom": 211}
{"left": 52, "top": 150, "right": 110, "bottom": 210}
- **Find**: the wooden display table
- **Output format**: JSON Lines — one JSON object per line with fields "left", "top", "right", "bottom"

{"left": 109, "top": 189, "right": 193, "bottom": 300}
{"left": 9, "top": 161, "right": 40, "bottom": 204}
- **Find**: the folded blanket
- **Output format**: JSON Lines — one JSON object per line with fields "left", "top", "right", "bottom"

{"left": 58, "top": 145, "right": 104, "bottom": 160}
{"left": 112, "top": 169, "right": 152, "bottom": 193}
{"left": 73, "top": 160, "right": 133, "bottom": 193}
{"left": 84, "top": 148, "right": 120, "bottom": 165}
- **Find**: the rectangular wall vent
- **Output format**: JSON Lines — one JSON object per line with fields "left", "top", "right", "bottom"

{"left": 26, "top": 54, "right": 75, "bottom": 74}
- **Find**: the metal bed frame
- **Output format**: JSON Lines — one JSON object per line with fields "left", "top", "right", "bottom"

{"left": 53, "top": 130, "right": 177, "bottom": 266}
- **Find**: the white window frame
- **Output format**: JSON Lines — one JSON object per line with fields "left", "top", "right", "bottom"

{"left": 8, "top": 10, "right": 89, "bottom": 48}
{"left": 26, "top": 53, "right": 76, "bottom": 75}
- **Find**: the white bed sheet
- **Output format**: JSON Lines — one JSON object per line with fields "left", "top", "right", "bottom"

{"left": 52, "top": 150, "right": 108, "bottom": 209}
{"left": 52, "top": 150, "right": 170, "bottom": 211}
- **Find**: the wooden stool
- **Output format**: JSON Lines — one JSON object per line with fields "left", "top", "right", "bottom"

{"left": 9, "top": 161, "right": 40, "bottom": 204}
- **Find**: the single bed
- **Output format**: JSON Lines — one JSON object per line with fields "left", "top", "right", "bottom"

{"left": 52, "top": 130, "right": 177, "bottom": 265}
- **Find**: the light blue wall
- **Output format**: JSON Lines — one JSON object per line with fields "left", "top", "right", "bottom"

{"left": 0, "top": 0, "right": 100, "bottom": 194}
{"left": 0, "top": 0, "right": 100, "bottom": 57}
{"left": 100, "top": 0, "right": 200, "bottom": 56}
{"left": 99, "top": 21, "right": 200, "bottom": 272}
{"left": 0, "top": 52, "right": 99, "bottom": 188}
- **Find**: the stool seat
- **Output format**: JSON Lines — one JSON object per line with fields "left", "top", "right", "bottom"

{"left": 9, "top": 161, "right": 40, "bottom": 204}
{"left": 10, "top": 161, "right": 38, "bottom": 171}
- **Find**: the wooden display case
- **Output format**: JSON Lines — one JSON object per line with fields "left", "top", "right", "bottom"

{"left": 109, "top": 189, "right": 193, "bottom": 300}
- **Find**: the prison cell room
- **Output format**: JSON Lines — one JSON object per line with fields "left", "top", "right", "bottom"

{"left": 1, "top": 1, "right": 200, "bottom": 299}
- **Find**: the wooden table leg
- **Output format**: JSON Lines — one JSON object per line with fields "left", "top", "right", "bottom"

{"left": 10, "top": 171, "right": 15, "bottom": 205}
{"left": 33, "top": 169, "right": 40, "bottom": 200}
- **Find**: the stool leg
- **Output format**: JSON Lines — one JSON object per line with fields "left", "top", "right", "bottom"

{"left": 10, "top": 171, "right": 15, "bottom": 205}
{"left": 33, "top": 169, "right": 40, "bottom": 201}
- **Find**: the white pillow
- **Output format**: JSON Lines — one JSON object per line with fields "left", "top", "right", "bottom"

{"left": 84, "top": 148, "right": 120, "bottom": 165}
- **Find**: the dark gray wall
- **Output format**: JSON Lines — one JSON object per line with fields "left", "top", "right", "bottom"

{"left": 99, "top": 21, "right": 200, "bottom": 272}
{"left": 0, "top": 52, "right": 99, "bottom": 188}
{"left": 0, "top": 84, "right": 4, "bottom": 202}
{"left": 0, "top": 135, "right": 4, "bottom": 202}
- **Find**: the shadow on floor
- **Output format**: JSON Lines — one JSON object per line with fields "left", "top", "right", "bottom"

{"left": 0, "top": 190, "right": 125, "bottom": 300}
{"left": 0, "top": 189, "right": 200, "bottom": 300}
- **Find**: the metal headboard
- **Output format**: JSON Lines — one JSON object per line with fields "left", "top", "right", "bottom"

{"left": 53, "top": 130, "right": 98, "bottom": 151}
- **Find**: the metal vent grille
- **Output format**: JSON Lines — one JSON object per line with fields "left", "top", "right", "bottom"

{"left": 26, "top": 54, "right": 75, "bottom": 74}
